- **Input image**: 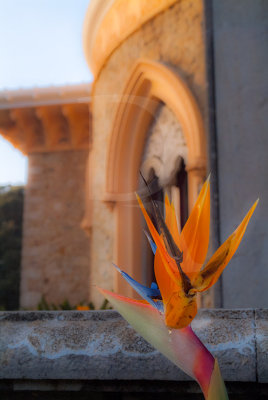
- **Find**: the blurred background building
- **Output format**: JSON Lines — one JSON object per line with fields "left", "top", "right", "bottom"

{"left": 0, "top": 0, "right": 267, "bottom": 310}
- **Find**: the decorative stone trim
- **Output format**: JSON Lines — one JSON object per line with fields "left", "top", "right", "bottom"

{"left": 83, "top": 0, "right": 178, "bottom": 78}
{"left": 102, "top": 59, "right": 206, "bottom": 297}
{"left": 0, "top": 84, "right": 91, "bottom": 109}
{"left": 0, "top": 85, "right": 92, "bottom": 154}
{"left": 104, "top": 59, "right": 206, "bottom": 204}
{"left": 141, "top": 105, "right": 188, "bottom": 188}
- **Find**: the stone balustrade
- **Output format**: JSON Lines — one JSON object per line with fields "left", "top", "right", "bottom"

{"left": 0, "top": 309, "right": 267, "bottom": 398}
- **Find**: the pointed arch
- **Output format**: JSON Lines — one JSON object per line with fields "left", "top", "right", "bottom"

{"left": 104, "top": 59, "right": 207, "bottom": 296}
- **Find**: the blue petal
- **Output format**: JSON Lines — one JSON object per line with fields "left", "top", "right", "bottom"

{"left": 144, "top": 230, "right": 157, "bottom": 254}
{"left": 112, "top": 263, "right": 162, "bottom": 311}
{"left": 151, "top": 282, "right": 158, "bottom": 290}
{"left": 154, "top": 300, "right": 164, "bottom": 313}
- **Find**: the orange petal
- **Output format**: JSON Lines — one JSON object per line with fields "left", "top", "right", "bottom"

{"left": 137, "top": 193, "right": 195, "bottom": 324}
{"left": 180, "top": 177, "right": 210, "bottom": 277}
{"left": 193, "top": 199, "right": 258, "bottom": 292}
{"left": 136, "top": 194, "right": 163, "bottom": 251}
{"left": 97, "top": 287, "right": 153, "bottom": 309}
{"left": 136, "top": 194, "right": 180, "bottom": 285}
{"left": 165, "top": 194, "right": 181, "bottom": 247}
{"left": 154, "top": 249, "right": 197, "bottom": 329}
{"left": 165, "top": 291, "right": 198, "bottom": 329}
{"left": 154, "top": 249, "right": 178, "bottom": 304}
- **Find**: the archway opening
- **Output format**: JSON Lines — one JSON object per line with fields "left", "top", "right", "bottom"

{"left": 104, "top": 59, "right": 206, "bottom": 298}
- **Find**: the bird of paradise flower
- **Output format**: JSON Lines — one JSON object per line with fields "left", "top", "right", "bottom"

{"left": 98, "top": 176, "right": 258, "bottom": 399}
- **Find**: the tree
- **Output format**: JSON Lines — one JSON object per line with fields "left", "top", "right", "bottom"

{"left": 0, "top": 186, "right": 24, "bottom": 310}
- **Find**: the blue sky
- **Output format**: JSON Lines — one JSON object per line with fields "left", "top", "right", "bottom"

{"left": 0, "top": 0, "right": 92, "bottom": 186}
{"left": 0, "top": 137, "right": 28, "bottom": 186}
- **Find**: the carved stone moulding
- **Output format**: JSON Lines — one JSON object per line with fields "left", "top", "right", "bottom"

{"left": 141, "top": 104, "right": 189, "bottom": 188}
{"left": 0, "top": 105, "right": 91, "bottom": 154}
{"left": 104, "top": 59, "right": 207, "bottom": 207}
{"left": 83, "top": 0, "right": 177, "bottom": 78}
{"left": 0, "top": 84, "right": 92, "bottom": 154}
{"left": 101, "top": 58, "right": 207, "bottom": 296}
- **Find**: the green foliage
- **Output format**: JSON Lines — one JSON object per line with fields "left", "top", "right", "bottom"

{"left": 88, "top": 301, "right": 95, "bottom": 310}
{"left": 37, "top": 295, "right": 76, "bottom": 310}
{"left": 99, "top": 298, "right": 113, "bottom": 310}
{"left": 37, "top": 295, "right": 112, "bottom": 310}
{"left": 0, "top": 186, "right": 24, "bottom": 310}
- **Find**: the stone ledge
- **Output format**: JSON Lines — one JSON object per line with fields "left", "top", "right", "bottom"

{"left": 0, "top": 309, "right": 267, "bottom": 383}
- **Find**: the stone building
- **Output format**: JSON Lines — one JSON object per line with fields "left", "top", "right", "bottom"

{"left": 0, "top": 85, "right": 92, "bottom": 307}
{"left": 0, "top": 0, "right": 267, "bottom": 310}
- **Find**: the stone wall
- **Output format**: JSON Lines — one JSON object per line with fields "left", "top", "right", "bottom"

{"left": 20, "top": 150, "right": 90, "bottom": 308}
{"left": 212, "top": 0, "right": 268, "bottom": 307}
{"left": 0, "top": 309, "right": 267, "bottom": 398}
{"left": 90, "top": 0, "right": 208, "bottom": 306}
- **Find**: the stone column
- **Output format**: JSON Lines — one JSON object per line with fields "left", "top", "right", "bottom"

{"left": 20, "top": 150, "right": 90, "bottom": 308}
